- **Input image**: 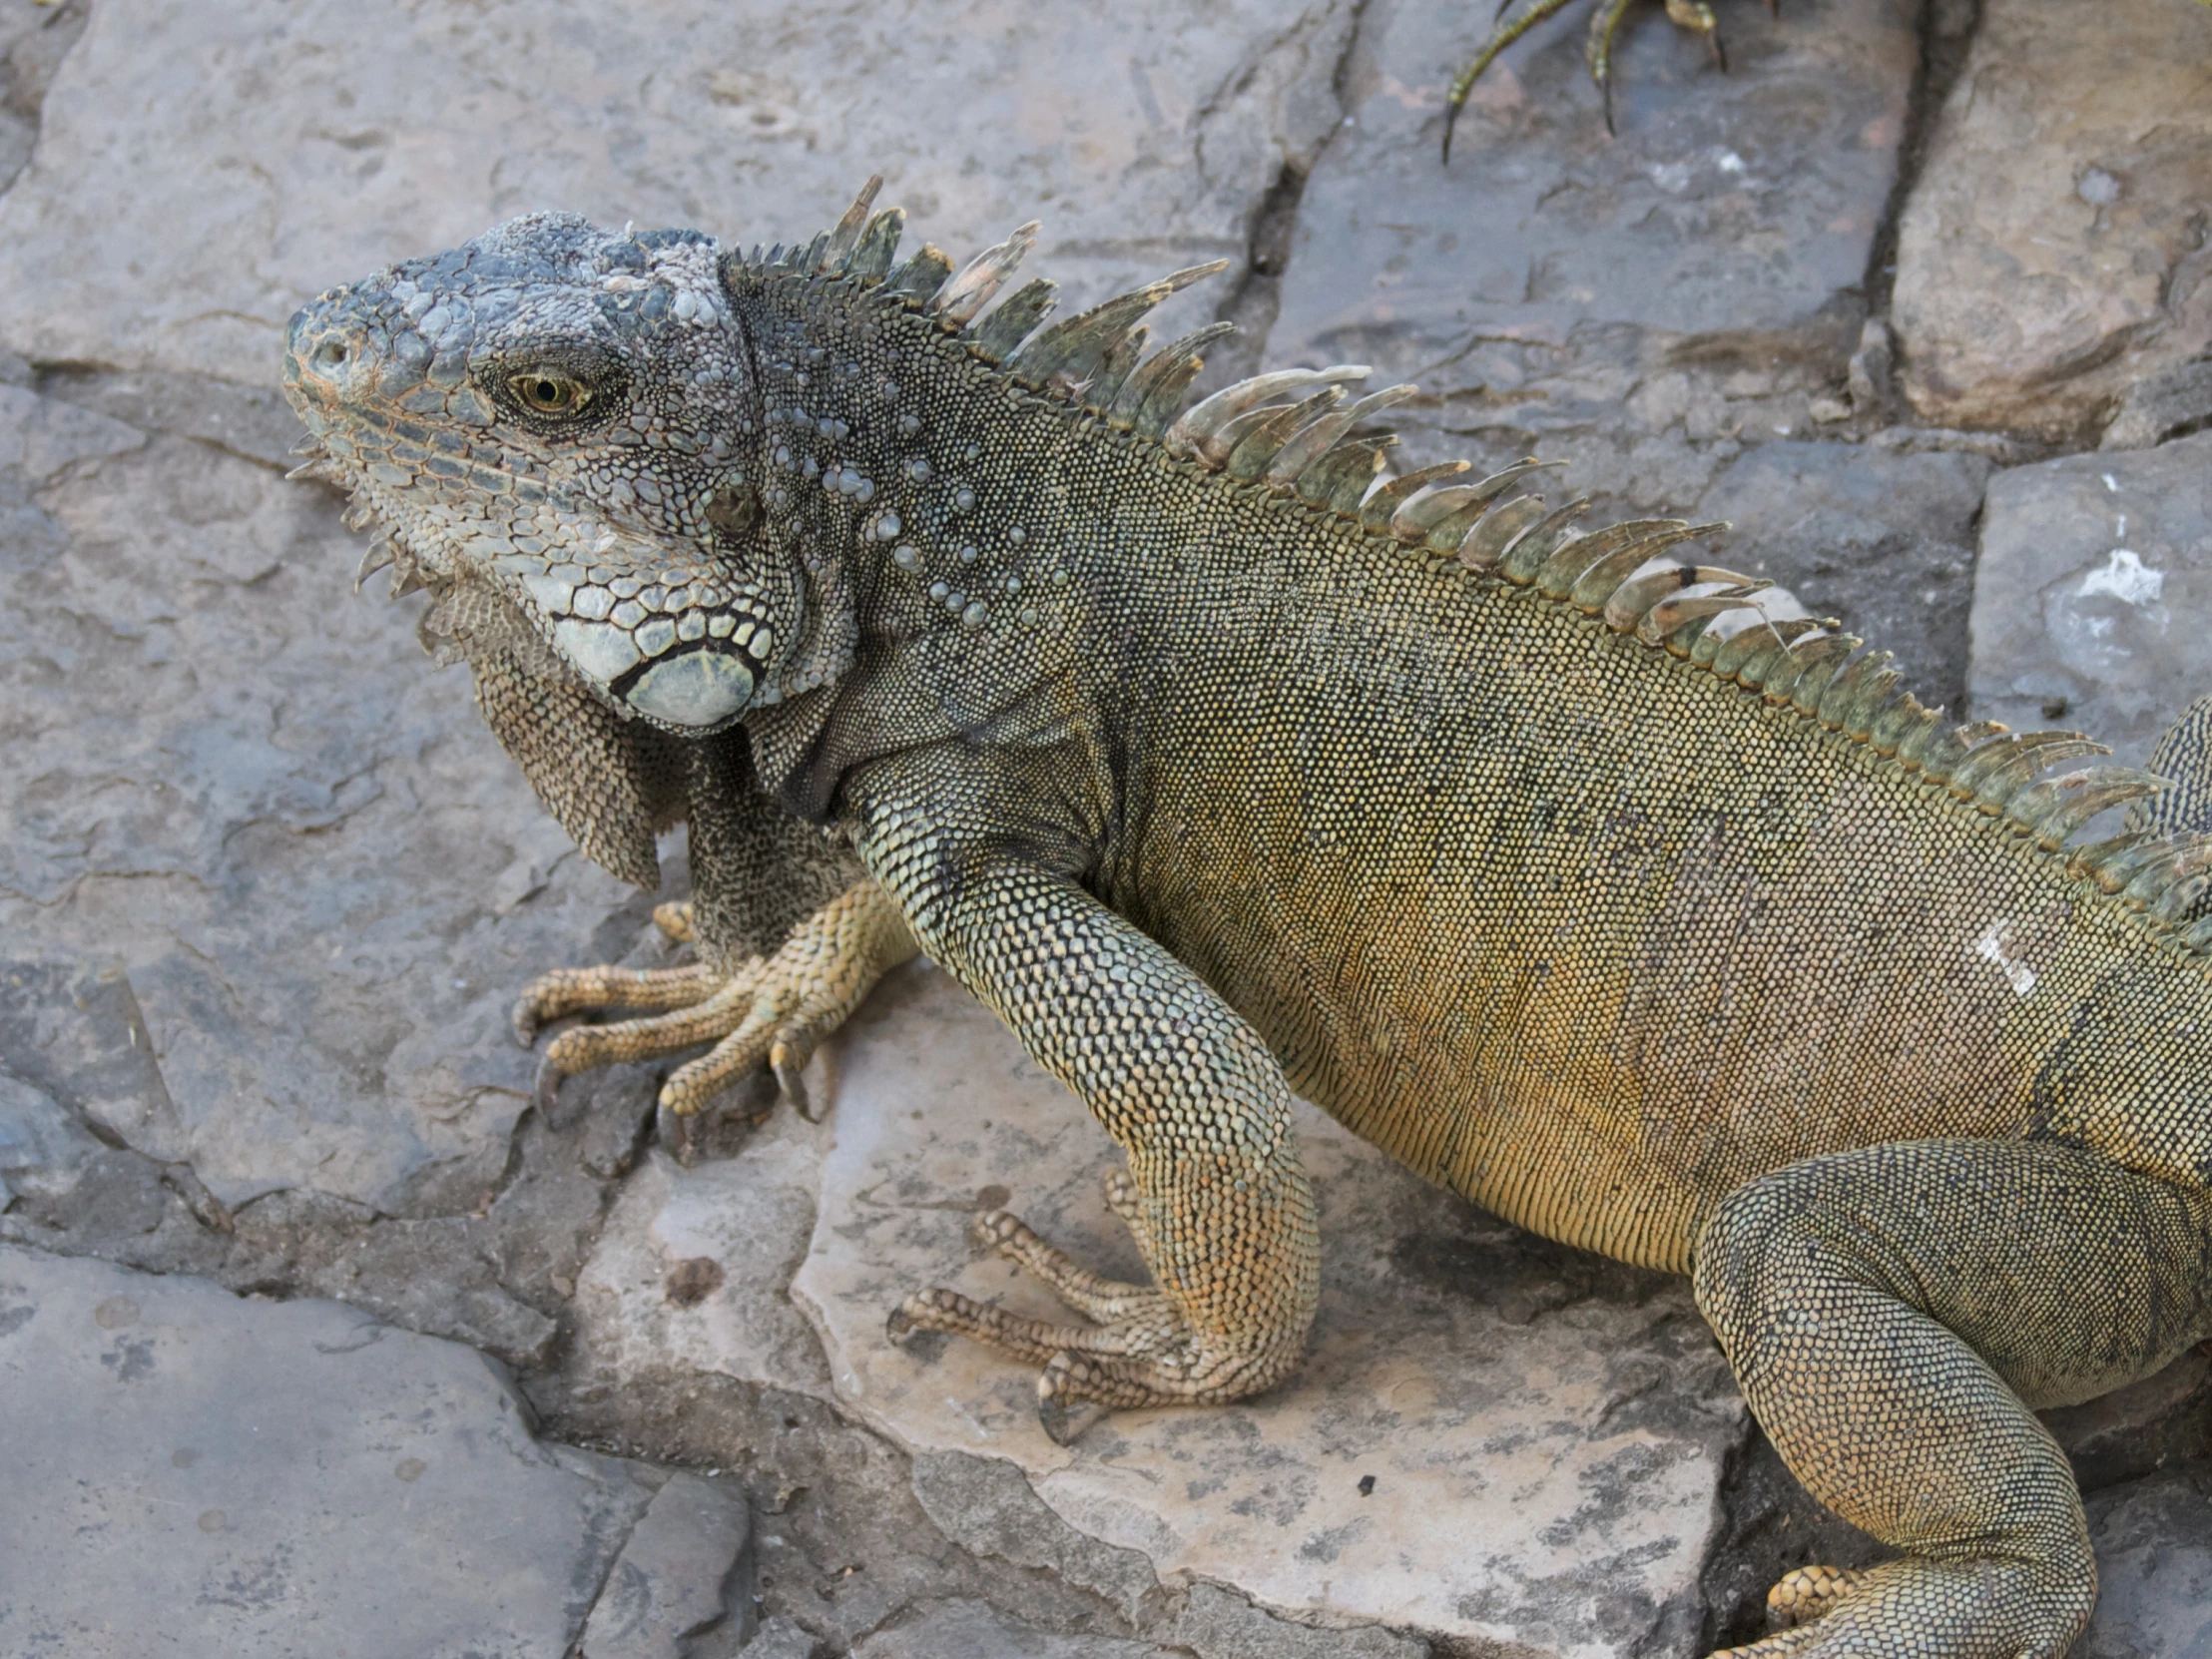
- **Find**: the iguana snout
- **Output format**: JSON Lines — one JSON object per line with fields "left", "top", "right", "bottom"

{"left": 281, "top": 211, "right": 799, "bottom": 734}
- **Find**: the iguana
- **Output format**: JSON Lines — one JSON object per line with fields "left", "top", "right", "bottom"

{"left": 282, "top": 182, "right": 2212, "bottom": 1658}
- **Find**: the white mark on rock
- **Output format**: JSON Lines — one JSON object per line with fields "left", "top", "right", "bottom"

{"left": 1974, "top": 920, "right": 2037, "bottom": 997}
{"left": 2078, "top": 549, "right": 2163, "bottom": 607}
{"left": 2102, "top": 473, "right": 2119, "bottom": 493}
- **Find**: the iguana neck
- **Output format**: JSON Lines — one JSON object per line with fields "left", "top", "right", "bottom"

{"left": 727, "top": 265, "right": 1094, "bottom": 817}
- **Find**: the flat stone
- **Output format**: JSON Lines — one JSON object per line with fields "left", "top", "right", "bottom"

{"left": 0, "top": 382, "right": 653, "bottom": 1216}
{"left": 740, "top": 1618, "right": 822, "bottom": 1659}
{"left": 1695, "top": 440, "right": 1992, "bottom": 718}
{"left": 1966, "top": 430, "right": 2212, "bottom": 763}
{"left": 0, "top": 0, "right": 1359, "bottom": 385}
{"left": 0, "top": 1242, "right": 655, "bottom": 1657}
{"left": 790, "top": 961, "right": 1744, "bottom": 1657}
{"left": 852, "top": 1600, "right": 1180, "bottom": 1659}
{"left": 581, "top": 1471, "right": 755, "bottom": 1659}
{"left": 572, "top": 1112, "right": 838, "bottom": 1400}
{"left": 1892, "top": 0, "right": 2212, "bottom": 441}
{"left": 2076, "top": 1461, "right": 2212, "bottom": 1659}
{"left": 1272, "top": 0, "right": 1913, "bottom": 483}
{"left": 2043, "top": 1346, "right": 2212, "bottom": 1498}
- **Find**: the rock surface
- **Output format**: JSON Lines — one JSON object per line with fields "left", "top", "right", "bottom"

{"left": 0, "top": 1243, "right": 674, "bottom": 1657}
{"left": 2077, "top": 1461, "right": 2212, "bottom": 1659}
{"left": 581, "top": 1471, "right": 757, "bottom": 1658}
{"left": 1966, "top": 430, "right": 2212, "bottom": 760}
{"left": 0, "top": 372, "right": 647, "bottom": 1217}
{"left": 0, "top": 0, "right": 1358, "bottom": 386}
{"left": 1271, "top": 0, "right": 1921, "bottom": 514}
{"left": 1893, "top": 0, "right": 2212, "bottom": 441}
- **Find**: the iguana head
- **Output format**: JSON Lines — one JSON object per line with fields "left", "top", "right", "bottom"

{"left": 282, "top": 211, "right": 789, "bottom": 733}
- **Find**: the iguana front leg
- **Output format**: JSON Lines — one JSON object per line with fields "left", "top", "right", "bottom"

{"left": 516, "top": 880, "right": 917, "bottom": 1120}
{"left": 854, "top": 787, "right": 1322, "bottom": 1430}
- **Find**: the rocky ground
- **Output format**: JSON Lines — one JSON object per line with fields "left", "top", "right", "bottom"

{"left": 2, "top": 0, "right": 2210, "bottom": 1654}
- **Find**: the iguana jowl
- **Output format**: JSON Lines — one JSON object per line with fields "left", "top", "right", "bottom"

{"left": 283, "top": 182, "right": 2212, "bottom": 1658}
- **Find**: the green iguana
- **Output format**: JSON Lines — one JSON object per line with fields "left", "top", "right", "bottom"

{"left": 282, "top": 182, "right": 2212, "bottom": 1658}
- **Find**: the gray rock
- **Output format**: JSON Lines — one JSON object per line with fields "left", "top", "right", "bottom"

{"left": 2075, "top": 1462, "right": 2212, "bottom": 1659}
{"left": 0, "top": 0, "right": 1358, "bottom": 386}
{"left": 0, "top": 1243, "right": 655, "bottom": 1657}
{"left": 740, "top": 1617, "right": 822, "bottom": 1659}
{"left": 1162, "top": 1583, "right": 1429, "bottom": 1659}
{"left": 0, "top": 381, "right": 651, "bottom": 1216}
{"left": 0, "top": 0, "right": 88, "bottom": 196}
{"left": 2100, "top": 355, "right": 2212, "bottom": 456}
{"left": 1696, "top": 441, "right": 1992, "bottom": 718}
{"left": 1966, "top": 431, "right": 2212, "bottom": 762}
{"left": 1893, "top": 0, "right": 2212, "bottom": 441}
{"left": 582, "top": 1471, "right": 756, "bottom": 1659}
{"left": 0, "top": 1069, "right": 103, "bottom": 1204}
{"left": 911, "top": 1449, "right": 1165, "bottom": 1630}
{"left": 2044, "top": 1347, "right": 2212, "bottom": 1498}
{"left": 1279, "top": 0, "right": 1914, "bottom": 369}
{"left": 851, "top": 1600, "right": 1182, "bottom": 1659}
{"left": 1268, "top": 0, "right": 1916, "bottom": 509}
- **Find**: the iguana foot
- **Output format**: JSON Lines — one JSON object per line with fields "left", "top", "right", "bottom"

{"left": 1443, "top": 0, "right": 1770, "bottom": 158}
{"left": 888, "top": 1171, "right": 1287, "bottom": 1439}
{"left": 515, "top": 880, "right": 916, "bottom": 1134}
{"left": 1765, "top": 1566, "right": 1859, "bottom": 1631}
{"left": 1704, "top": 1566, "right": 1862, "bottom": 1657}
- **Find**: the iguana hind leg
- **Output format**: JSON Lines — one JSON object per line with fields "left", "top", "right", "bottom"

{"left": 517, "top": 880, "right": 917, "bottom": 1121}
{"left": 1694, "top": 1139, "right": 2212, "bottom": 1658}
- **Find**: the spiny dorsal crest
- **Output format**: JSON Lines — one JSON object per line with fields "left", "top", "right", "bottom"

{"left": 755, "top": 179, "right": 2208, "bottom": 952}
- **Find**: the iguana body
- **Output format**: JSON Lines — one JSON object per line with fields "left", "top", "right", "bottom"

{"left": 283, "top": 187, "right": 2212, "bottom": 1657}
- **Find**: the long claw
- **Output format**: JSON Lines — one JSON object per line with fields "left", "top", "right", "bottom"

{"left": 1441, "top": 0, "right": 1580, "bottom": 165}
{"left": 1586, "top": 0, "right": 1636, "bottom": 136}
{"left": 1664, "top": 0, "right": 1726, "bottom": 70}
{"left": 507, "top": 881, "right": 915, "bottom": 1136}
{"left": 535, "top": 1054, "right": 566, "bottom": 1114}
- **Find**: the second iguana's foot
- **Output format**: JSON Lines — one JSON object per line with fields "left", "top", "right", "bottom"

{"left": 515, "top": 880, "right": 917, "bottom": 1134}
{"left": 886, "top": 1170, "right": 1298, "bottom": 1441}
{"left": 1443, "top": 0, "right": 1770, "bottom": 158}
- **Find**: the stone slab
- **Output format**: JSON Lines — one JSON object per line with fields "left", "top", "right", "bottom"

{"left": 0, "top": 378, "right": 648, "bottom": 1215}
{"left": 1966, "top": 430, "right": 2212, "bottom": 763}
{"left": 0, "top": 0, "right": 1359, "bottom": 386}
{"left": 852, "top": 1600, "right": 1180, "bottom": 1659}
{"left": 0, "top": 1242, "right": 655, "bottom": 1657}
{"left": 573, "top": 1115, "right": 839, "bottom": 1400}
{"left": 581, "top": 1470, "right": 756, "bottom": 1659}
{"left": 1892, "top": 0, "right": 2212, "bottom": 441}
{"left": 1273, "top": 0, "right": 1917, "bottom": 379}
{"left": 2077, "top": 1462, "right": 2212, "bottom": 1659}
{"left": 789, "top": 960, "right": 1744, "bottom": 1658}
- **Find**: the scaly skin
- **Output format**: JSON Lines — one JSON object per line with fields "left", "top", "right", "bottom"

{"left": 283, "top": 185, "right": 2212, "bottom": 1656}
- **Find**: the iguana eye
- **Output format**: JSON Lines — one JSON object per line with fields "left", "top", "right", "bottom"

{"left": 511, "top": 372, "right": 592, "bottom": 416}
